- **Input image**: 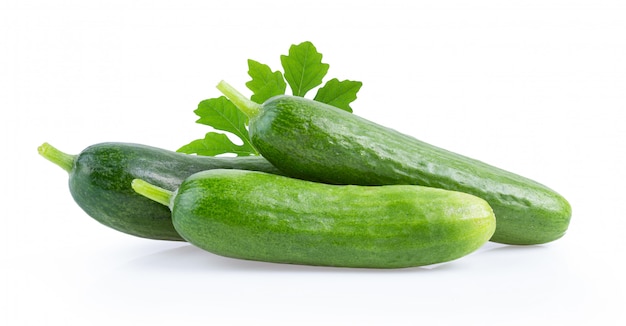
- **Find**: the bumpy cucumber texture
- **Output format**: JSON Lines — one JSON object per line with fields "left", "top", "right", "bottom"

{"left": 217, "top": 81, "right": 572, "bottom": 245}
{"left": 38, "top": 142, "right": 281, "bottom": 241}
{"left": 133, "top": 169, "right": 496, "bottom": 268}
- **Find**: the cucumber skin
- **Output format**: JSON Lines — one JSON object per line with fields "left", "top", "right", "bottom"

{"left": 172, "top": 169, "right": 496, "bottom": 268}
{"left": 68, "top": 142, "right": 281, "bottom": 241}
{"left": 248, "top": 96, "right": 572, "bottom": 245}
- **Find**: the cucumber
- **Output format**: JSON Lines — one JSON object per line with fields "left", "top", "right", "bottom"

{"left": 217, "top": 81, "right": 572, "bottom": 245}
{"left": 38, "top": 142, "right": 281, "bottom": 241}
{"left": 132, "top": 169, "right": 496, "bottom": 268}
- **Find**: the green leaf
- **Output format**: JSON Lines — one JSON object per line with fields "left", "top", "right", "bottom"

{"left": 280, "top": 41, "right": 329, "bottom": 97}
{"left": 245, "top": 59, "right": 286, "bottom": 104}
{"left": 313, "top": 78, "right": 363, "bottom": 113}
{"left": 180, "top": 40, "right": 364, "bottom": 157}
{"left": 179, "top": 96, "right": 258, "bottom": 156}
{"left": 177, "top": 132, "right": 257, "bottom": 156}
{"left": 193, "top": 96, "right": 255, "bottom": 150}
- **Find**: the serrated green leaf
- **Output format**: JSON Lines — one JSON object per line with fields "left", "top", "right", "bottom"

{"left": 193, "top": 96, "right": 255, "bottom": 152}
{"left": 180, "top": 40, "right": 364, "bottom": 157}
{"left": 177, "top": 132, "right": 257, "bottom": 156}
{"left": 280, "top": 41, "right": 329, "bottom": 97}
{"left": 246, "top": 59, "right": 286, "bottom": 104}
{"left": 313, "top": 78, "right": 363, "bottom": 113}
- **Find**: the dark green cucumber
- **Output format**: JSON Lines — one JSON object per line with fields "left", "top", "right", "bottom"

{"left": 217, "top": 81, "right": 572, "bottom": 245}
{"left": 38, "top": 142, "right": 281, "bottom": 241}
{"left": 132, "top": 169, "right": 496, "bottom": 268}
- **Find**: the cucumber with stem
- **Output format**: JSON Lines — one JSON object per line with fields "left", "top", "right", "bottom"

{"left": 132, "top": 169, "right": 496, "bottom": 268}
{"left": 38, "top": 142, "right": 281, "bottom": 241}
{"left": 217, "top": 80, "right": 572, "bottom": 245}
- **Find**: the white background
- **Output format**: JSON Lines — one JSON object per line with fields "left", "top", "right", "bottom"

{"left": 2, "top": 1, "right": 625, "bottom": 325}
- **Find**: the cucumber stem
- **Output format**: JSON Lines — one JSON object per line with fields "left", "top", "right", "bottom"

{"left": 38, "top": 142, "right": 75, "bottom": 173}
{"left": 131, "top": 179, "right": 173, "bottom": 209}
{"left": 216, "top": 80, "right": 261, "bottom": 118}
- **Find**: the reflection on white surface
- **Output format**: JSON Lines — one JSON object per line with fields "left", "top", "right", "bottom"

{"left": 2, "top": 215, "right": 621, "bottom": 325}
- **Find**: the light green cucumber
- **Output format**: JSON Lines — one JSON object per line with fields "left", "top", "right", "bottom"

{"left": 133, "top": 169, "right": 496, "bottom": 268}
